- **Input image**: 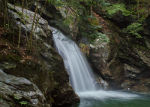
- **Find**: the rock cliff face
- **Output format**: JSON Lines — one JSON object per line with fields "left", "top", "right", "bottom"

{"left": 88, "top": 3, "right": 150, "bottom": 92}
{"left": 0, "top": 2, "right": 79, "bottom": 107}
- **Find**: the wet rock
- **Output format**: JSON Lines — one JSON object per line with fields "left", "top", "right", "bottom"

{"left": 0, "top": 69, "right": 46, "bottom": 107}
{"left": 2, "top": 3, "right": 79, "bottom": 107}
{"left": 135, "top": 49, "right": 150, "bottom": 68}
{"left": 0, "top": 62, "right": 16, "bottom": 70}
{"left": 0, "top": 100, "right": 10, "bottom": 107}
{"left": 124, "top": 64, "right": 141, "bottom": 78}
{"left": 52, "top": 84, "right": 79, "bottom": 107}
{"left": 32, "top": 1, "right": 71, "bottom": 36}
{"left": 8, "top": 3, "right": 52, "bottom": 44}
{"left": 89, "top": 40, "right": 110, "bottom": 77}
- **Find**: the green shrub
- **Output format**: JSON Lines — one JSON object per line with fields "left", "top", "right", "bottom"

{"left": 123, "top": 22, "right": 143, "bottom": 38}
{"left": 106, "top": 3, "right": 132, "bottom": 17}
{"left": 95, "top": 32, "right": 109, "bottom": 43}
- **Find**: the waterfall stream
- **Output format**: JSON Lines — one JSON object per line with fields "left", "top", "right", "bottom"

{"left": 52, "top": 28, "right": 97, "bottom": 93}
{"left": 52, "top": 27, "right": 140, "bottom": 105}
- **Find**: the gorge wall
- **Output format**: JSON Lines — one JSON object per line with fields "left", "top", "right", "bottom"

{"left": 0, "top": 0, "right": 150, "bottom": 107}
{"left": 88, "top": 0, "right": 150, "bottom": 92}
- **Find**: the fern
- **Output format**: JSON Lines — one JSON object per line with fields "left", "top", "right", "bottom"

{"left": 19, "top": 101, "right": 28, "bottom": 105}
{"left": 123, "top": 22, "right": 143, "bottom": 38}
{"left": 106, "top": 4, "right": 132, "bottom": 17}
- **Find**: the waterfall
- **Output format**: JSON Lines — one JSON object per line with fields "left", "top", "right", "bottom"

{"left": 52, "top": 27, "right": 139, "bottom": 101}
{"left": 52, "top": 28, "right": 97, "bottom": 93}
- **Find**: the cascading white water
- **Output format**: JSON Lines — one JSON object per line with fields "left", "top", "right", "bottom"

{"left": 52, "top": 28, "right": 97, "bottom": 93}
{"left": 52, "top": 27, "right": 139, "bottom": 101}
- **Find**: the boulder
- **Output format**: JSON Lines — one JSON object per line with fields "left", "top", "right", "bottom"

{"left": 89, "top": 42, "right": 110, "bottom": 77}
{"left": 0, "top": 69, "right": 46, "bottom": 107}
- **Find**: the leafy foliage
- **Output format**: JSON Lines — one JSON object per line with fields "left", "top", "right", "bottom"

{"left": 98, "top": 0, "right": 110, "bottom": 7}
{"left": 19, "top": 101, "right": 28, "bottom": 105}
{"left": 14, "top": 94, "right": 28, "bottom": 106}
{"left": 93, "top": 32, "right": 109, "bottom": 44}
{"left": 14, "top": 94, "right": 22, "bottom": 100}
{"left": 48, "top": 0, "right": 148, "bottom": 40}
{"left": 48, "top": 0, "right": 104, "bottom": 42}
{"left": 123, "top": 22, "right": 143, "bottom": 38}
{"left": 105, "top": 3, "right": 132, "bottom": 17}
{"left": 78, "top": 15, "right": 103, "bottom": 42}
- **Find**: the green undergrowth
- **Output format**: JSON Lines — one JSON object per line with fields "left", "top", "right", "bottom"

{"left": 123, "top": 22, "right": 143, "bottom": 38}
{"left": 105, "top": 3, "right": 132, "bottom": 17}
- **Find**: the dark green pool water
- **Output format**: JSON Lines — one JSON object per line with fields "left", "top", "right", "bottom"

{"left": 73, "top": 94, "right": 150, "bottom": 107}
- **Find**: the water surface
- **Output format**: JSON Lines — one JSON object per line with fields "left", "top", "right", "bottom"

{"left": 73, "top": 94, "right": 150, "bottom": 107}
